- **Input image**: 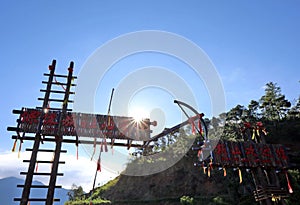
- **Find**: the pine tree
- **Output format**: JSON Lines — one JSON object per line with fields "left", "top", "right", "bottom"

{"left": 259, "top": 82, "right": 291, "bottom": 121}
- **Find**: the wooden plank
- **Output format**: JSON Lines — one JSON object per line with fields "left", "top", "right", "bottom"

{"left": 37, "top": 98, "right": 74, "bottom": 103}
{"left": 40, "top": 89, "right": 75, "bottom": 94}
{"left": 17, "top": 185, "right": 62, "bottom": 188}
{"left": 42, "top": 81, "right": 76, "bottom": 86}
{"left": 14, "top": 198, "right": 60, "bottom": 202}
{"left": 7, "top": 127, "right": 19, "bottom": 132}
{"left": 36, "top": 107, "right": 72, "bottom": 111}
{"left": 25, "top": 148, "right": 67, "bottom": 153}
{"left": 12, "top": 135, "right": 148, "bottom": 147}
{"left": 23, "top": 160, "right": 65, "bottom": 164}
{"left": 20, "top": 172, "right": 63, "bottom": 176}
{"left": 44, "top": 73, "right": 77, "bottom": 79}
{"left": 12, "top": 109, "right": 23, "bottom": 114}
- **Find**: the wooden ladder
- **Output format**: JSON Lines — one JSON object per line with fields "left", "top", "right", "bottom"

{"left": 8, "top": 60, "right": 77, "bottom": 205}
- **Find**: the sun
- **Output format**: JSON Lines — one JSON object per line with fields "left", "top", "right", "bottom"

{"left": 129, "top": 107, "right": 149, "bottom": 122}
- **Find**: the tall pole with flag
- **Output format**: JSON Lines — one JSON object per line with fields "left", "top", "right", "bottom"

{"left": 92, "top": 88, "right": 115, "bottom": 191}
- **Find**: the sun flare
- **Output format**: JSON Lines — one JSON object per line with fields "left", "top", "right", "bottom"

{"left": 129, "top": 107, "right": 149, "bottom": 122}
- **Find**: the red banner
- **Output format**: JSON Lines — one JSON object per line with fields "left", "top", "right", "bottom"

{"left": 212, "top": 141, "right": 289, "bottom": 168}
{"left": 18, "top": 108, "right": 151, "bottom": 141}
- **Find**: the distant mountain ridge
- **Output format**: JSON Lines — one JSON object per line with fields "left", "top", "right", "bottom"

{"left": 0, "top": 177, "right": 69, "bottom": 205}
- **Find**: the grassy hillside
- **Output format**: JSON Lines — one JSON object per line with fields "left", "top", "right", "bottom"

{"left": 66, "top": 118, "right": 300, "bottom": 205}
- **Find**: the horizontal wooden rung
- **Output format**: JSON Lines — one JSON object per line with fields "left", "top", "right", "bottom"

{"left": 23, "top": 160, "right": 65, "bottom": 164}
{"left": 44, "top": 73, "right": 77, "bottom": 79}
{"left": 14, "top": 198, "right": 60, "bottom": 202}
{"left": 35, "top": 107, "right": 72, "bottom": 111}
{"left": 26, "top": 148, "right": 67, "bottom": 153}
{"left": 20, "top": 172, "right": 64, "bottom": 176}
{"left": 42, "top": 81, "right": 76, "bottom": 86}
{"left": 7, "top": 127, "right": 18, "bottom": 132}
{"left": 37, "top": 98, "right": 74, "bottom": 103}
{"left": 17, "top": 184, "right": 62, "bottom": 188}
{"left": 12, "top": 109, "right": 23, "bottom": 114}
{"left": 40, "top": 89, "right": 75, "bottom": 94}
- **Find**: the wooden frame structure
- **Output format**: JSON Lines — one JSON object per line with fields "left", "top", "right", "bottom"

{"left": 7, "top": 60, "right": 293, "bottom": 205}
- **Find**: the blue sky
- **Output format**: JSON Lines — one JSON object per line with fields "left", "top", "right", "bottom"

{"left": 0, "top": 0, "right": 299, "bottom": 191}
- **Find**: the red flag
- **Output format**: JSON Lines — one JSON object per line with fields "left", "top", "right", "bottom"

{"left": 97, "top": 157, "right": 101, "bottom": 172}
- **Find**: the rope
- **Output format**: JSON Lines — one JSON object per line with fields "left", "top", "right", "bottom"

{"left": 54, "top": 76, "right": 66, "bottom": 91}
{"left": 90, "top": 138, "right": 96, "bottom": 161}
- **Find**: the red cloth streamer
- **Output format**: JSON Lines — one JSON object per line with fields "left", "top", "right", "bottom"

{"left": 18, "top": 142, "right": 23, "bottom": 158}
{"left": 76, "top": 135, "right": 79, "bottom": 160}
{"left": 104, "top": 139, "right": 108, "bottom": 152}
{"left": 12, "top": 139, "right": 17, "bottom": 152}
{"left": 197, "top": 150, "right": 202, "bottom": 158}
{"left": 97, "top": 157, "right": 101, "bottom": 172}
{"left": 100, "top": 141, "right": 103, "bottom": 152}
{"left": 191, "top": 122, "right": 195, "bottom": 135}
{"left": 208, "top": 159, "right": 213, "bottom": 177}
{"left": 35, "top": 162, "right": 39, "bottom": 172}
{"left": 188, "top": 118, "right": 196, "bottom": 135}
{"left": 285, "top": 172, "right": 293, "bottom": 193}
{"left": 198, "top": 119, "right": 202, "bottom": 135}
{"left": 238, "top": 168, "right": 242, "bottom": 184}
{"left": 202, "top": 163, "right": 206, "bottom": 174}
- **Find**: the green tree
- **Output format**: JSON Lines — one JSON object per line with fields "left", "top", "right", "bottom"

{"left": 247, "top": 100, "right": 260, "bottom": 121}
{"left": 260, "top": 82, "right": 291, "bottom": 121}
{"left": 288, "top": 97, "right": 300, "bottom": 119}
{"left": 67, "top": 184, "right": 85, "bottom": 201}
{"left": 221, "top": 105, "right": 246, "bottom": 141}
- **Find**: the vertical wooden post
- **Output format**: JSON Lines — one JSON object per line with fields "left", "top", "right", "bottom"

{"left": 20, "top": 60, "right": 56, "bottom": 205}
{"left": 46, "top": 62, "right": 74, "bottom": 205}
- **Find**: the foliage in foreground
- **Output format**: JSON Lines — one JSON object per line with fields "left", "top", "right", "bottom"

{"left": 64, "top": 198, "right": 111, "bottom": 205}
